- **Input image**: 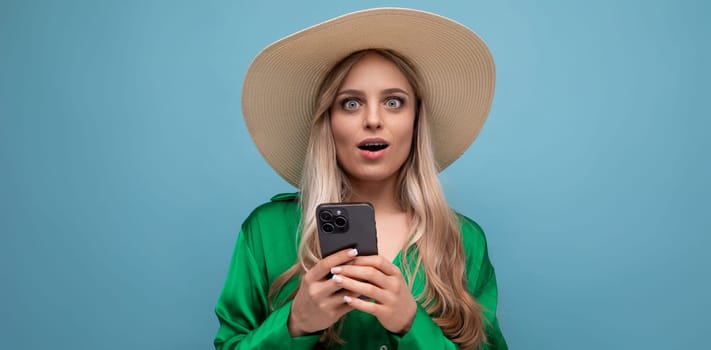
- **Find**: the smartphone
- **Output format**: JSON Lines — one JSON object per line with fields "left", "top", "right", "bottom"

{"left": 316, "top": 202, "right": 378, "bottom": 257}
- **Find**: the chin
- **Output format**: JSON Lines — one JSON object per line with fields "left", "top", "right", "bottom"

{"left": 346, "top": 168, "right": 400, "bottom": 184}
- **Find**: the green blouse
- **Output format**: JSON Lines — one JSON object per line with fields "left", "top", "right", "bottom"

{"left": 214, "top": 193, "right": 508, "bottom": 349}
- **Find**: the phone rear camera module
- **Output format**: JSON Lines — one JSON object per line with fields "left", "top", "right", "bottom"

{"left": 322, "top": 223, "right": 335, "bottom": 233}
{"left": 319, "top": 210, "right": 333, "bottom": 222}
{"left": 334, "top": 216, "right": 347, "bottom": 228}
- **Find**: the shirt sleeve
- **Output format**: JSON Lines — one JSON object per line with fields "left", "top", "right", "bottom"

{"left": 388, "top": 222, "right": 508, "bottom": 350}
{"left": 388, "top": 303, "right": 460, "bottom": 349}
{"left": 213, "top": 226, "right": 321, "bottom": 350}
{"left": 474, "top": 245, "right": 508, "bottom": 350}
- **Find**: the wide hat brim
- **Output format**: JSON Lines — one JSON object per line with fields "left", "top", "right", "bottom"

{"left": 242, "top": 7, "right": 495, "bottom": 187}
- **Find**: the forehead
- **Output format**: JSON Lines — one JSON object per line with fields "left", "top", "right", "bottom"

{"left": 339, "top": 52, "right": 414, "bottom": 92}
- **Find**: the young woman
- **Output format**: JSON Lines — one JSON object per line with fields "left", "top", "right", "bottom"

{"left": 215, "top": 8, "right": 507, "bottom": 350}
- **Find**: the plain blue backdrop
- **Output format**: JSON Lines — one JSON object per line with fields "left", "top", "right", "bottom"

{"left": 1, "top": 0, "right": 709, "bottom": 349}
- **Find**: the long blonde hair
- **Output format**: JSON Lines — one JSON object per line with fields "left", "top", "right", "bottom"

{"left": 269, "top": 49, "right": 487, "bottom": 349}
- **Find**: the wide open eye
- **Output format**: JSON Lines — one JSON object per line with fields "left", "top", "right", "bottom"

{"left": 385, "top": 97, "right": 403, "bottom": 108}
{"left": 342, "top": 99, "right": 361, "bottom": 110}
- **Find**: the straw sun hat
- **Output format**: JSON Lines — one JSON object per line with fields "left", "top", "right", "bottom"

{"left": 242, "top": 7, "right": 495, "bottom": 187}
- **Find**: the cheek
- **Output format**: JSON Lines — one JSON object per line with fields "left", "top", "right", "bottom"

{"left": 401, "top": 130, "right": 415, "bottom": 156}
{"left": 396, "top": 120, "right": 416, "bottom": 152}
{"left": 329, "top": 116, "right": 351, "bottom": 152}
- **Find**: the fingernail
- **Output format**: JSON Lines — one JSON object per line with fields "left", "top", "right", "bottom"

{"left": 332, "top": 274, "right": 343, "bottom": 283}
{"left": 343, "top": 295, "right": 352, "bottom": 303}
{"left": 347, "top": 248, "right": 358, "bottom": 257}
{"left": 331, "top": 266, "right": 342, "bottom": 274}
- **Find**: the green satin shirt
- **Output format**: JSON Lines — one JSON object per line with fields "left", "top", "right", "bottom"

{"left": 214, "top": 193, "right": 508, "bottom": 349}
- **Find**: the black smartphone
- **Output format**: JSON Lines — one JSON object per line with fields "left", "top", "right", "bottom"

{"left": 316, "top": 202, "right": 378, "bottom": 257}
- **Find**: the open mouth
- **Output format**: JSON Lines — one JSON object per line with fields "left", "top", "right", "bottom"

{"left": 357, "top": 142, "right": 389, "bottom": 152}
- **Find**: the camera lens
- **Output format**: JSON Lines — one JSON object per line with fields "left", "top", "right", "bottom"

{"left": 322, "top": 223, "right": 334, "bottom": 233}
{"left": 319, "top": 210, "right": 333, "bottom": 222}
{"left": 334, "top": 216, "right": 347, "bottom": 228}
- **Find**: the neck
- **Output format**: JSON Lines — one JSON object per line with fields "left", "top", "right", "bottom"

{"left": 347, "top": 176, "right": 403, "bottom": 214}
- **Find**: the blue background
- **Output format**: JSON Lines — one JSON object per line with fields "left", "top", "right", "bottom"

{"left": 1, "top": 0, "right": 709, "bottom": 349}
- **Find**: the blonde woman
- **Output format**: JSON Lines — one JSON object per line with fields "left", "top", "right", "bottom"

{"left": 215, "top": 8, "right": 507, "bottom": 350}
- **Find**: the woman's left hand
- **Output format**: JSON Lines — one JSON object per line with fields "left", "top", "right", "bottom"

{"left": 330, "top": 255, "right": 417, "bottom": 334}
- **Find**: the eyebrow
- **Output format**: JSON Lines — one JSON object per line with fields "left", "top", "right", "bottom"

{"left": 336, "top": 88, "right": 411, "bottom": 97}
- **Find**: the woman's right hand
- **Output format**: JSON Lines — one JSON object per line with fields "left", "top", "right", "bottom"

{"left": 287, "top": 248, "right": 359, "bottom": 336}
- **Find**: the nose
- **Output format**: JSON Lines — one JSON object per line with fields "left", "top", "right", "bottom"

{"left": 363, "top": 104, "right": 382, "bottom": 130}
